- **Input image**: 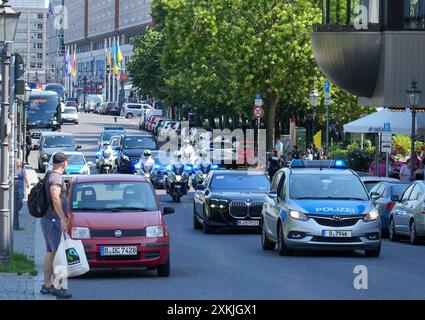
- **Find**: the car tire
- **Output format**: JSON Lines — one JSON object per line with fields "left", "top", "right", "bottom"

{"left": 389, "top": 218, "right": 399, "bottom": 242}
{"left": 193, "top": 204, "right": 202, "bottom": 230}
{"left": 157, "top": 257, "right": 170, "bottom": 277}
{"left": 365, "top": 244, "right": 381, "bottom": 258}
{"left": 261, "top": 222, "right": 276, "bottom": 251}
{"left": 409, "top": 220, "right": 420, "bottom": 245}
{"left": 277, "top": 222, "right": 292, "bottom": 256}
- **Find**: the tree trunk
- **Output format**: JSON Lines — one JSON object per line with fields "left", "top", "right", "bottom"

{"left": 267, "top": 92, "right": 279, "bottom": 151}
{"left": 219, "top": 115, "right": 223, "bottom": 130}
{"left": 208, "top": 115, "right": 216, "bottom": 129}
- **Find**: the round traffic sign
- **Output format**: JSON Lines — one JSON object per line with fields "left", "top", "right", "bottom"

{"left": 253, "top": 105, "right": 264, "bottom": 120}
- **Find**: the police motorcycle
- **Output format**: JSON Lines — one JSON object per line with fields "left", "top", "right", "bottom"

{"left": 135, "top": 150, "right": 156, "bottom": 182}
{"left": 96, "top": 148, "right": 117, "bottom": 174}
{"left": 164, "top": 151, "right": 191, "bottom": 203}
{"left": 191, "top": 150, "right": 218, "bottom": 190}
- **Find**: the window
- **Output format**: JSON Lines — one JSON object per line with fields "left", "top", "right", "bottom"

{"left": 38, "top": 13, "right": 43, "bottom": 20}
{"left": 405, "top": 0, "right": 425, "bottom": 29}
{"left": 325, "top": 0, "right": 380, "bottom": 25}
{"left": 278, "top": 174, "right": 287, "bottom": 201}
{"left": 408, "top": 184, "right": 424, "bottom": 201}
{"left": 270, "top": 171, "right": 282, "bottom": 192}
{"left": 402, "top": 184, "right": 415, "bottom": 202}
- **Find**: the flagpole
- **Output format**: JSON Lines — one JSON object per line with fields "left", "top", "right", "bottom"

{"left": 112, "top": 37, "right": 116, "bottom": 103}
{"left": 109, "top": 37, "right": 112, "bottom": 103}
{"left": 104, "top": 38, "right": 107, "bottom": 102}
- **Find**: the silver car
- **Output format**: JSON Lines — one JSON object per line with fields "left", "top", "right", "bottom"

{"left": 370, "top": 182, "right": 410, "bottom": 235}
{"left": 389, "top": 181, "right": 425, "bottom": 245}
{"left": 61, "top": 107, "right": 79, "bottom": 124}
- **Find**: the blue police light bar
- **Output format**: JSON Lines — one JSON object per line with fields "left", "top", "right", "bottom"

{"left": 166, "top": 164, "right": 172, "bottom": 171}
{"left": 211, "top": 164, "right": 219, "bottom": 170}
{"left": 154, "top": 164, "right": 161, "bottom": 169}
{"left": 290, "top": 160, "right": 347, "bottom": 169}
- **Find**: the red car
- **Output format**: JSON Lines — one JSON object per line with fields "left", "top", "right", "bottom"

{"left": 148, "top": 116, "right": 165, "bottom": 132}
{"left": 67, "top": 175, "right": 174, "bottom": 277}
{"left": 237, "top": 140, "right": 258, "bottom": 166}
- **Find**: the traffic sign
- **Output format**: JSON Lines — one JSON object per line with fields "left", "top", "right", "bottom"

{"left": 253, "top": 105, "right": 264, "bottom": 120}
{"left": 255, "top": 93, "right": 263, "bottom": 107}
{"left": 383, "top": 123, "right": 391, "bottom": 132}
{"left": 325, "top": 80, "right": 330, "bottom": 99}
{"left": 381, "top": 132, "right": 392, "bottom": 153}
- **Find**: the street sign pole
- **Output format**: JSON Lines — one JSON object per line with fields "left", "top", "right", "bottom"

{"left": 254, "top": 94, "right": 264, "bottom": 152}
{"left": 324, "top": 81, "right": 330, "bottom": 158}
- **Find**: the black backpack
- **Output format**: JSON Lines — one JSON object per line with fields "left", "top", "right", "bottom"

{"left": 28, "top": 173, "right": 51, "bottom": 218}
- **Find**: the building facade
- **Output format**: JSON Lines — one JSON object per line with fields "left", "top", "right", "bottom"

{"left": 62, "top": 0, "right": 153, "bottom": 100}
{"left": 11, "top": 0, "right": 48, "bottom": 84}
{"left": 47, "top": 0, "right": 65, "bottom": 83}
{"left": 311, "top": 0, "right": 425, "bottom": 108}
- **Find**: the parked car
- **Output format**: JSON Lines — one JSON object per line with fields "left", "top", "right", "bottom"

{"left": 121, "top": 103, "right": 153, "bottom": 119}
{"left": 61, "top": 107, "right": 79, "bottom": 125}
{"left": 148, "top": 116, "right": 166, "bottom": 133}
{"left": 105, "top": 102, "right": 120, "bottom": 116}
{"left": 390, "top": 181, "right": 425, "bottom": 245}
{"left": 36, "top": 132, "right": 82, "bottom": 172}
{"left": 370, "top": 182, "right": 410, "bottom": 235}
{"left": 146, "top": 115, "right": 164, "bottom": 133}
{"left": 139, "top": 109, "right": 163, "bottom": 130}
{"left": 153, "top": 119, "right": 170, "bottom": 136}
{"left": 67, "top": 174, "right": 174, "bottom": 276}
{"left": 360, "top": 176, "right": 400, "bottom": 193}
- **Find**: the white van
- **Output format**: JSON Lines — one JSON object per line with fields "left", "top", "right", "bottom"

{"left": 121, "top": 103, "right": 152, "bottom": 119}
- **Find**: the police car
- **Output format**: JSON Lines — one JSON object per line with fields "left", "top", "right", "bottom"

{"left": 261, "top": 160, "right": 381, "bottom": 257}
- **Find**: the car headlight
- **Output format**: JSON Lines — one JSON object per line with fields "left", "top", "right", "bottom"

{"left": 146, "top": 225, "right": 165, "bottom": 238}
{"left": 175, "top": 175, "right": 182, "bottom": 182}
{"left": 210, "top": 199, "right": 229, "bottom": 209}
{"left": 71, "top": 227, "right": 91, "bottom": 239}
{"left": 363, "top": 209, "right": 379, "bottom": 222}
{"left": 122, "top": 154, "right": 130, "bottom": 161}
{"left": 289, "top": 210, "right": 309, "bottom": 222}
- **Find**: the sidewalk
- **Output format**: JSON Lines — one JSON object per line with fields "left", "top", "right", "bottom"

{"left": 0, "top": 165, "right": 54, "bottom": 300}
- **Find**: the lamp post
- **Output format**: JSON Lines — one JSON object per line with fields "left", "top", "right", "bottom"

{"left": 82, "top": 75, "right": 87, "bottom": 112}
{"left": 22, "top": 85, "right": 31, "bottom": 164}
{"left": 407, "top": 79, "right": 422, "bottom": 182}
{"left": 0, "top": 0, "right": 20, "bottom": 264}
{"left": 309, "top": 89, "right": 320, "bottom": 143}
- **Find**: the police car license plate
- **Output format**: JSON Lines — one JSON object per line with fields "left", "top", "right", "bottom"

{"left": 100, "top": 246, "right": 137, "bottom": 256}
{"left": 237, "top": 220, "right": 260, "bottom": 227}
{"left": 322, "top": 230, "right": 352, "bottom": 238}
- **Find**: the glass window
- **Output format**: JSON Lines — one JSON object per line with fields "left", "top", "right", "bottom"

{"left": 71, "top": 181, "right": 158, "bottom": 212}
{"left": 42, "top": 135, "right": 75, "bottom": 148}
{"left": 210, "top": 174, "right": 270, "bottom": 192}
{"left": 289, "top": 174, "right": 369, "bottom": 200}
{"left": 408, "top": 184, "right": 424, "bottom": 201}
{"left": 329, "top": 0, "right": 348, "bottom": 24}
{"left": 402, "top": 184, "right": 415, "bottom": 202}
{"left": 390, "top": 184, "right": 410, "bottom": 197}
{"left": 271, "top": 172, "right": 283, "bottom": 192}
{"left": 124, "top": 136, "right": 157, "bottom": 150}
{"left": 405, "top": 0, "right": 425, "bottom": 29}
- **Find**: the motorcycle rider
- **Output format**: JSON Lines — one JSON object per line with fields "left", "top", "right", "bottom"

{"left": 180, "top": 139, "right": 196, "bottom": 164}
{"left": 137, "top": 149, "right": 156, "bottom": 173}
{"left": 170, "top": 150, "right": 186, "bottom": 166}
{"left": 97, "top": 146, "right": 115, "bottom": 171}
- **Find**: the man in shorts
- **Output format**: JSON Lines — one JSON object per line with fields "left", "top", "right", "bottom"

{"left": 40, "top": 152, "right": 72, "bottom": 299}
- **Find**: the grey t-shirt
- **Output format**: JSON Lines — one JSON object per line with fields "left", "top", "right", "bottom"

{"left": 45, "top": 172, "right": 68, "bottom": 219}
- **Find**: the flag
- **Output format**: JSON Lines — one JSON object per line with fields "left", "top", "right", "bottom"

{"left": 48, "top": 2, "right": 53, "bottom": 14}
{"left": 71, "top": 47, "right": 77, "bottom": 79}
{"left": 113, "top": 39, "right": 123, "bottom": 75}
{"left": 63, "top": 48, "right": 70, "bottom": 76}
{"left": 314, "top": 130, "right": 322, "bottom": 149}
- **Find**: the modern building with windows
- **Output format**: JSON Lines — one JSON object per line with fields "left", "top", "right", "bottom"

{"left": 11, "top": 0, "right": 48, "bottom": 84}
{"left": 62, "top": 0, "right": 153, "bottom": 99}
{"left": 311, "top": 0, "right": 425, "bottom": 108}
{"left": 46, "top": 0, "right": 65, "bottom": 83}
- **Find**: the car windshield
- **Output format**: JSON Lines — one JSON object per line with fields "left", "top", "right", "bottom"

{"left": 27, "top": 95, "right": 59, "bottom": 126}
{"left": 102, "top": 131, "right": 124, "bottom": 142}
{"left": 124, "top": 136, "right": 157, "bottom": 149}
{"left": 210, "top": 174, "right": 270, "bottom": 191}
{"left": 390, "top": 184, "right": 410, "bottom": 197}
{"left": 43, "top": 135, "right": 75, "bottom": 148}
{"left": 290, "top": 174, "right": 368, "bottom": 200}
{"left": 71, "top": 181, "right": 158, "bottom": 212}
{"left": 64, "top": 108, "right": 77, "bottom": 114}
{"left": 58, "top": 154, "right": 85, "bottom": 165}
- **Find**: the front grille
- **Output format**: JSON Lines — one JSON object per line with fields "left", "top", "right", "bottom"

{"left": 311, "top": 236, "right": 362, "bottom": 243}
{"left": 91, "top": 229, "right": 146, "bottom": 238}
{"left": 96, "top": 254, "right": 141, "bottom": 261}
{"left": 229, "top": 201, "right": 248, "bottom": 218}
{"left": 229, "top": 201, "right": 264, "bottom": 219}
{"left": 308, "top": 215, "right": 365, "bottom": 227}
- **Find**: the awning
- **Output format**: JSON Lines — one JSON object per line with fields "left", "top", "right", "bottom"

{"left": 344, "top": 109, "right": 425, "bottom": 135}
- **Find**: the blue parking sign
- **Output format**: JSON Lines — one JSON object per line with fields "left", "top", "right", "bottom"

{"left": 325, "top": 80, "right": 330, "bottom": 94}
{"left": 383, "top": 123, "right": 391, "bottom": 132}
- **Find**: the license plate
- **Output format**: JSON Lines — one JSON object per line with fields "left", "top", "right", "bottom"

{"left": 236, "top": 220, "right": 260, "bottom": 227}
{"left": 100, "top": 246, "right": 138, "bottom": 256}
{"left": 322, "top": 230, "right": 352, "bottom": 238}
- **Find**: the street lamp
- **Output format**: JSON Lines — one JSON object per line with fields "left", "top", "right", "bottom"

{"left": 406, "top": 79, "right": 422, "bottom": 181}
{"left": 309, "top": 89, "right": 320, "bottom": 142}
{"left": 0, "top": 0, "right": 20, "bottom": 264}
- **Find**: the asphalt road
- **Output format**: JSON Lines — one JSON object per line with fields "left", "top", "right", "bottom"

{"left": 30, "top": 113, "right": 425, "bottom": 300}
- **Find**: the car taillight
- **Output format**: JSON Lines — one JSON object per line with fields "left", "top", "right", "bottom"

{"left": 386, "top": 203, "right": 395, "bottom": 211}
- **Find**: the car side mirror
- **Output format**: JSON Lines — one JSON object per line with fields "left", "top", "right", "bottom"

{"left": 163, "top": 207, "right": 175, "bottom": 215}
{"left": 370, "top": 192, "right": 381, "bottom": 201}
{"left": 33, "top": 145, "right": 40, "bottom": 150}
{"left": 196, "top": 185, "right": 205, "bottom": 191}
{"left": 76, "top": 145, "right": 82, "bottom": 150}
{"left": 87, "top": 161, "right": 94, "bottom": 166}
{"left": 268, "top": 191, "right": 278, "bottom": 199}
{"left": 391, "top": 195, "right": 400, "bottom": 202}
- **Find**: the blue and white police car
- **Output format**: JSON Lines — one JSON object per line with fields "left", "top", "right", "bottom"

{"left": 261, "top": 160, "right": 381, "bottom": 257}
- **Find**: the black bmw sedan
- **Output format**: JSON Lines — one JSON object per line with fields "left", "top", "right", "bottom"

{"left": 193, "top": 170, "right": 271, "bottom": 233}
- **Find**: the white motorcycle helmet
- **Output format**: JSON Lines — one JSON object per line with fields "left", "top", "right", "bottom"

{"left": 144, "top": 149, "right": 152, "bottom": 158}
{"left": 103, "top": 148, "right": 112, "bottom": 158}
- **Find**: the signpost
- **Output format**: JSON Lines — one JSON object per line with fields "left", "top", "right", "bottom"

{"left": 324, "top": 80, "right": 330, "bottom": 157}
{"left": 381, "top": 123, "right": 392, "bottom": 177}
{"left": 254, "top": 94, "right": 264, "bottom": 150}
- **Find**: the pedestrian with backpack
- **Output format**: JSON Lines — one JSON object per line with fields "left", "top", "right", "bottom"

{"left": 39, "top": 152, "right": 72, "bottom": 299}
